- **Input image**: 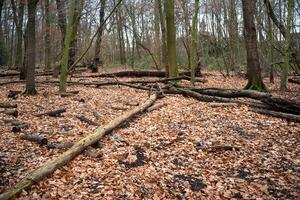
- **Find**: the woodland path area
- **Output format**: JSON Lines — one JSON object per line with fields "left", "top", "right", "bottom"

{"left": 0, "top": 69, "right": 299, "bottom": 199}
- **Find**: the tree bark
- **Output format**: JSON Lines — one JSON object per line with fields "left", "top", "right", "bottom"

{"left": 0, "top": 93, "right": 157, "bottom": 200}
{"left": 24, "top": 0, "right": 38, "bottom": 95}
{"left": 164, "top": 0, "right": 178, "bottom": 78}
{"left": 44, "top": 0, "right": 51, "bottom": 71}
{"left": 241, "top": 0, "right": 266, "bottom": 91}
{"left": 93, "top": 0, "right": 106, "bottom": 73}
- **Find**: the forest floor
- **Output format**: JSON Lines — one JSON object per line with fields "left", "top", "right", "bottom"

{"left": 0, "top": 69, "right": 299, "bottom": 200}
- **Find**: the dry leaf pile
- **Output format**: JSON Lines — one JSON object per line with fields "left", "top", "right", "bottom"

{"left": 0, "top": 70, "right": 299, "bottom": 199}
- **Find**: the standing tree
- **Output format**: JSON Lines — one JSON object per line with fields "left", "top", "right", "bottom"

{"left": 281, "top": 0, "right": 294, "bottom": 91}
{"left": 10, "top": 0, "right": 24, "bottom": 74}
{"left": 93, "top": 0, "right": 106, "bottom": 73}
{"left": 59, "top": 0, "right": 84, "bottom": 93}
{"left": 158, "top": 0, "right": 168, "bottom": 75}
{"left": 44, "top": 0, "right": 51, "bottom": 71}
{"left": 164, "top": 0, "right": 178, "bottom": 78}
{"left": 24, "top": 0, "right": 39, "bottom": 95}
{"left": 190, "top": 0, "right": 200, "bottom": 85}
{"left": 241, "top": 0, "right": 266, "bottom": 91}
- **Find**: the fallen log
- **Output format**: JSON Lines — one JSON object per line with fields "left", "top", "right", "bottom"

{"left": 147, "top": 103, "right": 165, "bottom": 112}
{"left": 288, "top": 77, "right": 300, "bottom": 84}
{"left": 0, "top": 102, "right": 17, "bottom": 109}
{"left": 180, "top": 87, "right": 300, "bottom": 115}
{"left": 252, "top": 109, "right": 300, "bottom": 122}
{"left": 0, "top": 110, "right": 18, "bottom": 117}
{"left": 20, "top": 134, "right": 48, "bottom": 145}
{"left": 76, "top": 115, "right": 99, "bottom": 126}
{"left": 7, "top": 90, "right": 22, "bottom": 99}
{"left": 73, "top": 70, "right": 193, "bottom": 78}
{"left": 12, "top": 123, "right": 29, "bottom": 133}
{"left": 208, "top": 102, "right": 239, "bottom": 107}
{"left": 92, "top": 111, "right": 101, "bottom": 120}
{"left": 35, "top": 108, "right": 66, "bottom": 117}
{"left": 0, "top": 93, "right": 157, "bottom": 200}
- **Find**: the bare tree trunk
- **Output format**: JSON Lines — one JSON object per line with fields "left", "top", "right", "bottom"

{"left": 59, "top": 0, "right": 83, "bottom": 92}
{"left": 281, "top": 0, "right": 294, "bottom": 91}
{"left": 242, "top": 0, "right": 266, "bottom": 91}
{"left": 44, "top": 0, "right": 51, "bottom": 71}
{"left": 93, "top": 0, "right": 106, "bottom": 73}
{"left": 164, "top": 0, "right": 178, "bottom": 78}
{"left": 190, "top": 0, "right": 200, "bottom": 85}
{"left": 24, "top": 0, "right": 39, "bottom": 95}
{"left": 158, "top": 0, "right": 168, "bottom": 75}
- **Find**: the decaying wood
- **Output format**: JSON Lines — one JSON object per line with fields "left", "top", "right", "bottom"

{"left": 7, "top": 90, "right": 22, "bottom": 99}
{"left": 0, "top": 110, "right": 18, "bottom": 117}
{"left": 252, "top": 109, "right": 300, "bottom": 122}
{"left": 288, "top": 77, "right": 300, "bottom": 84}
{"left": 178, "top": 87, "right": 300, "bottom": 115}
{"left": 20, "top": 134, "right": 48, "bottom": 145}
{"left": 73, "top": 70, "right": 194, "bottom": 78}
{"left": 0, "top": 93, "right": 157, "bottom": 200}
{"left": 208, "top": 102, "right": 239, "bottom": 107}
{"left": 0, "top": 102, "right": 17, "bottom": 109}
{"left": 76, "top": 115, "right": 99, "bottom": 126}
{"left": 35, "top": 108, "right": 67, "bottom": 117}
{"left": 60, "top": 92, "right": 77, "bottom": 97}
{"left": 12, "top": 123, "right": 29, "bottom": 133}
{"left": 92, "top": 111, "right": 101, "bottom": 120}
{"left": 205, "top": 145, "right": 241, "bottom": 152}
{"left": 147, "top": 103, "right": 165, "bottom": 112}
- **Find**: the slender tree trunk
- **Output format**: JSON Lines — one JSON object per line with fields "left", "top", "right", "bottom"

{"left": 93, "top": 0, "right": 106, "bottom": 73}
{"left": 190, "top": 0, "right": 200, "bottom": 85}
{"left": 154, "top": 0, "right": 161, "bottom": 69}
{"left": 68, "top": 1, "right": 84, "bottom": 67}
{"left": 267, "top": 9, "right": 274, "bottom": 84}
{"left": 164, "top": 0, "right": 178, "bottom": 78}
{"left": 158, "top": 0, "right": 168, "bottom": 75}
{"left": 281, "top": 0, "right": 294, "bottom": 91}
{"left": 25, "top": 0, "right": 39, "bottom": 95}
{"left": 44, "top": 0, "right": 51, "bottom": 71}
{"left": 242, "top": 0, "right": 266, "bottom": 91}
{"left": 59, "top": 0, "right": 78, "bottom": 92}
{"left": 228, "top": 0, "right": 239, "bottom": 71}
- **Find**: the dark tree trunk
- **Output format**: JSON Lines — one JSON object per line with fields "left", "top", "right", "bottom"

{"left": 93, "top": 0, "right": 106, "bottom": 73}
{"left": 242, "top": 0, "right": 266, "bottom": 91}
{"left": 24, "top": 0, "right": 38, "bottom": 95}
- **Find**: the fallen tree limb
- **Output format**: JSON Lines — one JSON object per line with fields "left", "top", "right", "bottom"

{"left": 20, "top": 134, "right": 48, "bottom": 146}
{"left": 0, "top": 93, "right": 157, "bottom": 200}
{"left": 76, "top": 115, "right": 99, "bottom": 126}
{"left": 12, "top": 123, "right": 29, "bottom": 133}
{"left": 0, "top": 102, "right": 17, "bottom": 109}
{"left": 73, "top": 70, "right": 193, "bottom": 78}
{"left": 252, "top": 109, "right": 300, "bottom": 122}
{"left": 179, "top": 87, "right": 300, "bottom": 115}
{"left": 35, "top": 108, "right": 67, "bottom": 117}
{"left": 288, "top": 77, "right": 300, "bottom": 84}
{"left": 0, "top": 110, "right": 18, "bottom": 117}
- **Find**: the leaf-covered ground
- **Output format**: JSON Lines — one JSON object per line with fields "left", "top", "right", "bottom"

{"left": 0, "top": 70, "right": 299, "bottom": 199}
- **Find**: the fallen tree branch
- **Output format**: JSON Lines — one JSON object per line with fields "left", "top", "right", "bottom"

{"left": 20, "top": 134, "right": 48, "bottom": 146}
{"left": 288, "top": 77, "right": 300, "bottom": 84}
{"left": 73, "top": 70, "right": 193, "bottom": 78}
{"left": 76, "top": 115, "right": 99, "bottom": 126}
{"left": 0, "top": 93, "right": 158, "bottom": 200}
{"left": 252, "top": 109, "right": 300, "bottom": 122}
{"left": 0, "top": 102, "right": 17, "bottom": 109}
{"left": 35, "top": 108, "right": 67, "bottom": 117}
